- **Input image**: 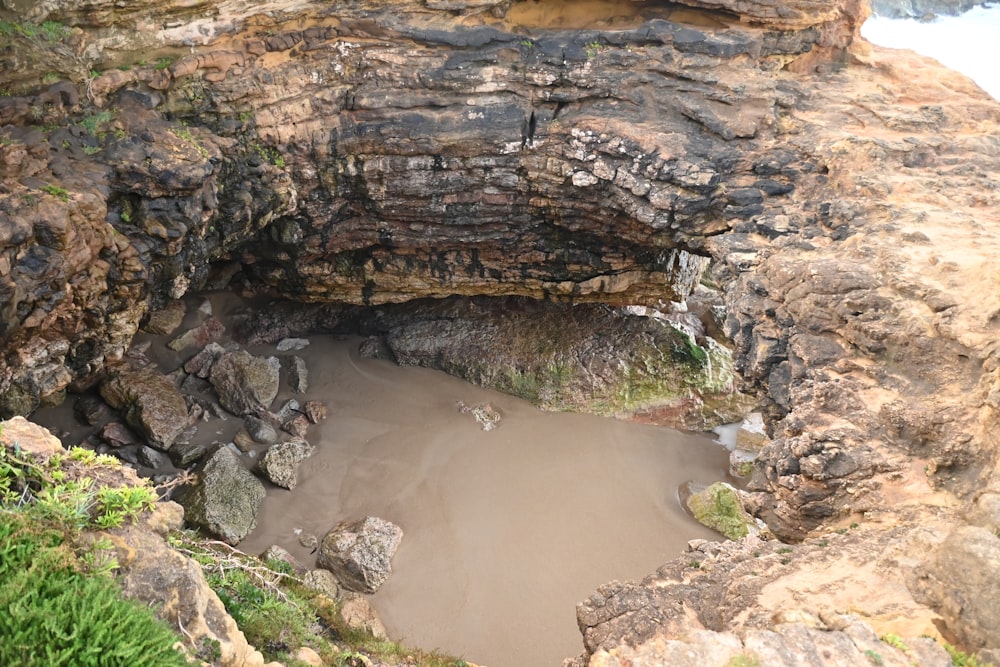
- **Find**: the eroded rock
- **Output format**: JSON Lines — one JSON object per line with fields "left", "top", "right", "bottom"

{"left": 316, "top": 516, "right": 403, "bottom": 594}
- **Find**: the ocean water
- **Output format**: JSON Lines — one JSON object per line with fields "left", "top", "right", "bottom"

{"left": 862, "top": 5, "right": 1000, "bottom": 100}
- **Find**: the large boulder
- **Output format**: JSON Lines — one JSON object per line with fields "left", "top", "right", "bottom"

{"left": 177, "top": 447, "right": 265, "bottom": 545}
{"left": 100, "top": 367, "right": 188, "bottom": 450}
{"left": 259, "top": 437, "right": 315, "bottom": 489}
{"left": 316, "top": 516, "right": 403, "bottom": 594}
{"left": 209, "top": 350, "right": 280, "bottom": 416}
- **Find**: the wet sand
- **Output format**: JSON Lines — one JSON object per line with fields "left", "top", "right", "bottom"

{"left": 241, "top": 337, "right": 731, "bottom": 666}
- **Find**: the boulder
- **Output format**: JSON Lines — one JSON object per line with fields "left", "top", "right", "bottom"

{"left": 686, "top": 482, "right": 759, "bottom": 541}
{"left": 914, "top": 525, "right": 1000, "bottom": 654}
{"left": 209, "top": 350, "right": 280, "bottom": 416}
{"left": 259, "top": 437, "right": 315, "bottom": 489}
{"left": 316, "top": 516, "right": 403, "bottom": 594}
{"left": 177, "top": 447, "right": 265, "bottom": 545}
{"left": 99, "top": 367, "right": 188, "bottom": 450}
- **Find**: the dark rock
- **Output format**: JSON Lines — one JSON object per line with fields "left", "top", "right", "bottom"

{"left": 177, "top": 447, "right": 265, "bottom": 545}
{"left": 168, "top": 440, "right": 208, "bottom": 467}
{"left": 97, "top": 421, "right": 140, "bottom": 447}
{"left": 287, "top": 355, "right": 308, "bottom": 394}
{"left": 209, "top": 350, "right": 280, "bottom": 416}
{"left": 244, "top": 415, "right": 279, "bottom": 444}
{"left": 73, "top": 395, "right": 114, "bottom": 427}
{"left": 137, "top": 445, "right": 169, "bottom": 469}
{"left": 259, "top": 437, "right": 315, "bottom": 489}
{"left": 316, "top": 516, "right": 403, "bottom": 594}
{"left": 99, "top": 367, "right": 188, "bottom": 450}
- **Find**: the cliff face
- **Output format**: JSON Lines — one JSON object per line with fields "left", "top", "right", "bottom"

{"left": 2, "top": 0, "right": 1000, "bottom": 662}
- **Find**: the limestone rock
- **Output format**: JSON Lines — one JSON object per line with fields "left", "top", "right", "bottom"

{"left": 167, "top": 316, "right": 226, "bottom": 352}
{"left": 112, "top": 502, "right": 266, "bottom": 667}
{"left": 317, "top": 516, "right": 403, "bottom": 594}
{"left": 177, "top": 447, "right": 265, "bottom": 545}
{"left": 302, "top": 401, "right": 328, "bottom": 424}
{"left": 183, "top": 342, "right": 227, "bottom": 378}
{"left": 686, "top": 482, "right": 759, "bottom": 540}
{"left": 209, "top": 350, "right": 280, "bottom": 416}
{"left": 259, "top": 437, "right": 315, "bottom": 489}
{"left": 100, "top": 367, "right": 188, "bottom": 450}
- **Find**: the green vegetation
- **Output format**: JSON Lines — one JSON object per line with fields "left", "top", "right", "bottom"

{"left": 154, "top": 57, "right": 173, "bottom": 70}
{"left": 865, "top": 649, "right": 884, "bottom": 666}
{"left": 944, "top": 643, "right": 995, "bottom": 667}
{"left": 171, "top": 534, "right": 469, "bottom": 666}
{"left": 724, "top": 655, "right": 761, "bottom": 667}
{"left": 253, "top": 142, "right": 287, "bottom": 168}
{"left": 0, "top": 20, "right": 69, "bottom": 42}
{"left": 171, "top": 125, "right": 210, "bottom": 158}
{"left": 40, "top": 184, "right": 69, "bottom": 201}
{"left": 0, "top": 441, "right": 187, "bottom": 666}
{"left": 585, "top": 41, "right": 604, "bottom": 58}
{"left": 880, "top": 633, "right": 907, "bottom": 651}
{"left": 79, "top": 110, "right": 114, "bottom": 136}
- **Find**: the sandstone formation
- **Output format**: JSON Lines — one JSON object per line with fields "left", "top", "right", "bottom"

{"left": 0, "top": 0, "right": 999, "bottom": 663}
{"left": 317, "top": 516, "right": 403, "bottom": 594}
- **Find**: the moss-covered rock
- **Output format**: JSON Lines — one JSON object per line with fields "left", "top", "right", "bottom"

{"left": 177, "top": 447, "right": 264, "bottom": 545}
{"left": 686, "top": 482, "right": 757, "bottom": 541}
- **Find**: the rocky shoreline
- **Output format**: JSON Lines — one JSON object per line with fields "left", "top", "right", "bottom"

{"left": 2, "top": 0, "right": 1000, "bottom": 664}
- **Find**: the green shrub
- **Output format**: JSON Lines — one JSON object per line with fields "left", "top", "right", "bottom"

{"left": 0, "top": 512, "right": 189, "bottom": 667}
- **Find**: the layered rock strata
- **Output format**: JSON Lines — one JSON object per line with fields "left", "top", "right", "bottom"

{"left": 0, "top": 0, "right": 999, "bottom": 663}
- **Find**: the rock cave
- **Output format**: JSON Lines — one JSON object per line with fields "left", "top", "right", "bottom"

{"left": 1, "top": 0, "right": 999, "bottom": 665}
